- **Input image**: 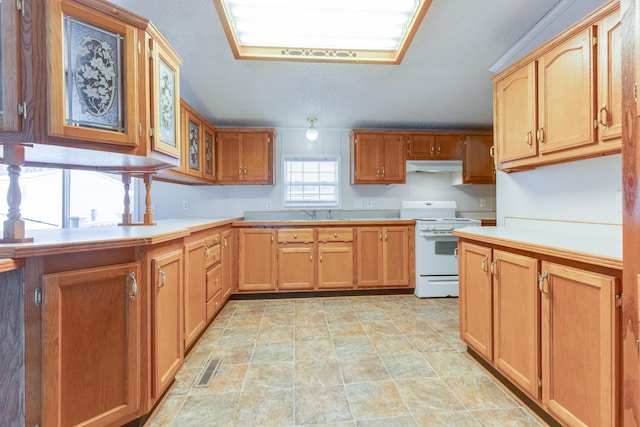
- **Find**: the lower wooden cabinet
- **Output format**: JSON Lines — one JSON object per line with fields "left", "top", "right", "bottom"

{"left": 540, "top": 261, "right": 617, "bottom": 427}
{"left": 150, "top": 247, "right": 184, "bottom": 399}
{"left": 238, "top": 228, "right": 276, "bottom": 291}
{"left": 356, "top": 226, "right": 410, "bottom": 288}
{"left": 317, "top": 237, "right": 354, "bottom": 290}
{"left": 458, "top": 239, "right": 620, "bottom": 426}
{"left": 183, "top": 237, "right": 207, "bottom": 348}
{"left": 221, "top": 229, "right": 236, "bottom": 299}
{"left": 42, "top": 262, "right": 141, "bottom": 427}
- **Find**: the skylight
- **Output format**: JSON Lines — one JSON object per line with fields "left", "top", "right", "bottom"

{"left": 213, "top": 0, "right": 432, "bottom": 64}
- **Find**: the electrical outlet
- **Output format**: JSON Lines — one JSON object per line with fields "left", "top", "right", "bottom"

{"left": 182, "top": 201, "right": 190, "bottom": 210}
{"left": 366, "top": 200, "right": 373, "bottom": 209}
{"left": 480, "top": 198, "right": 487, "bottom": 208}
{"left": 354, "top": 200, "right": 363, "bottom": 209}
{"left": 266, "top": 200, "right": 272, "bottom": 210}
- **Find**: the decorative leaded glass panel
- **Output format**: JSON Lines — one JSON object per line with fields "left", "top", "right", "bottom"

{"left": 205, "top": 132, "right": 214, "bottom": 175}
{"left": 158, "top": 58, "right": 176, "bottom": 148}
{"left": 188, "top": 120, "right": 199, "bottom": 170}
{"left": 64, "top": 15, "right": 124, "bottom": 132}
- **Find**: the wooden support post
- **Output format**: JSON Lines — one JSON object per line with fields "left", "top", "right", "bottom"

{"left": 143, "top": 174, "right": 156, "bottom": 225}
{"left": 2, "top": 145, "right": 33, "bottom": 242}
{"left": 120, "top": 173, "right": 132, "bottom": 225}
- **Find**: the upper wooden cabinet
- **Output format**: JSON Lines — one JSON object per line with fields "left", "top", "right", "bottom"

{"left": 216, "top": 129, "right": 275, "bottom": 184}
{"left": 203, "top": 123, "right": 216, "bottom": 181}
{"left": 182, "top": 102, "right": 203, "bottom": 179}
{"left": 455, "top": 133, "right": 495, "bottom": 184}
{"left": 0, "top": 0, "right": 22, "bottom": 133}
{"left": 48, "top": 1, "right": 140, "bottom": 148}
{"left": 350, "top": 131, "right": 406, "bottom": 184}
{"left": 493, "top": 1, "right": 620, "bottom": 172}
{"left": 407, "top": 134, "right": 461, "bottom": 160}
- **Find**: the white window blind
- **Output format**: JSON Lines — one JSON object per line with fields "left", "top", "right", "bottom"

{"left": 283, "top": 156, "right": 340, "bottom": 207}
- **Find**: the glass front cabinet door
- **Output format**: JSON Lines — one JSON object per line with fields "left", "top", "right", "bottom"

{"left": 48, "top": 1, "right": 139, "bottom": 148}
{"left": 1, "top": 0, "right": 23, "bottom": 133}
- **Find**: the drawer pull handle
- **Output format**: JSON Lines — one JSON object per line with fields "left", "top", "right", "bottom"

{"left": 158, "top": 269, "right": 166, "bottom": 289}
{"left": 481, "top": 256, "right": 488, "bottom": 272}
{"left": 490, "top": 259, "right": 497, "bottom": 276}
{"left": 538, "top": 271, "right": 549, "bottom": 297}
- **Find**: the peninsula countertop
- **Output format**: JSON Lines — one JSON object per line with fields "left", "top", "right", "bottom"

{"left": 453, "top": 225, "right": 622, "bottom": 270}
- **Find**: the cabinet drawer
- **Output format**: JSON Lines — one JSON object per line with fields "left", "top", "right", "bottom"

{"left": 206, "top": 233, "right": 221, "bottom": 247}
{"left": 318, "top": 228, "right": 353, "bottom": 242}
{"left": 206, "top": 292, "right": 222, "bottom": 321}
{"left": 205, "top": 243, "right": 221, "bottom": 269}
{"left": 206, "top": 264, "right": 222, "bottom": 300}
{"left": 278, "top": 229, "right": 314, "bottom": 243}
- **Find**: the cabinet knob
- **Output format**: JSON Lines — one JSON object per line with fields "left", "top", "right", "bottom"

{"left": 294, "top": 234, "right": 297, "bottom": 239}
{"left": 334, "top": 233, "right": 338, "bottom": 238}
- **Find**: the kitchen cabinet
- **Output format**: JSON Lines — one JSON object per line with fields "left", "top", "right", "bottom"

{"left": 407, "top": 134, "right": 461, "bottom": 160}
{"left": 238, "top": 228, "right": 276, "bottom": 291}
{"left": 48, "top": 1, "right": 140, "bottom": 148}
{"left": 182, "top": 101, "right": 203, "bottom": 179}
{"left": 216, "top": 129, "right": 275, "bottom": 184}
{"left": 597, "top": 10, "right": 622, "bottom": 145}
{"left": 41, "top": 262, "right": 141, "bottom": 427}
{"left": 317, "top": 228, "right": 354, "bottom": 289}
{"left": 493, "top": 1, "right": 620, "bottom": 172}
{"left": 277, "top": 228, "right": 315, "bottom": 290}
{"left": 356, "top": 226, "right": 410, "bottom": 287}
{"left": 183, "top": 235, "right": 207, "bottom": 349}
{"left": 203, "top": 123, "right": 216, "bottom": 181}
{"left": 457, "top": 134, "right": 495, "bottom": 184}
{"left": 540, "top": 261, "right": 618, "bottom": 427}
{"left": 1, "top": 0, "right": 22, "bottom": 133}
{"left": 205, "top": 231, "right": 222, "bottom": 320}
{"left": 458, "top": 241, "right": 493, "bottom": 361}
{"left": 150, "top": 246, "right": 184, "bottom": 399}
{"left": 221, "top": 228, "right": 236, "bottom": 299}
{"left": 351, "top": 131, "right": 406, "bottom": 184}
{"left": 458, "top": 235, "right": 621, "bottom": 426}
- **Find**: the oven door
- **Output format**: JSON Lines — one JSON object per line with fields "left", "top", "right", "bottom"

{"left": 416, "top": 233, "right": 459, "bottom": 276}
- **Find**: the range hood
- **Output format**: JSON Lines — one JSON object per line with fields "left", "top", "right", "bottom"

{"left": 406, "top": 160, "right": 463, "bottom": 173}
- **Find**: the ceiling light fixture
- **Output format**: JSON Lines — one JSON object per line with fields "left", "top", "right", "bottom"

{"left": 213, "top": 0, "right": 433, "bottom": 64}
{"left": 306, "top": 117, "right": 318, "bottom": 141}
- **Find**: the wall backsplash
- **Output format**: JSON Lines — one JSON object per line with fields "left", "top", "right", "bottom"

{"left": 150, "top": 128, "right": 497, "bottom": 220}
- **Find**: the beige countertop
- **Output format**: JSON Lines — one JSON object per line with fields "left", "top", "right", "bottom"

{"left": 454, "top": 225, "right": 622, "bottom": 270}
{"left": 0, "top": 217, "right": 241, "bottom": 258}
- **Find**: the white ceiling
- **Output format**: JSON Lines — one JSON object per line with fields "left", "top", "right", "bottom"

{"left": 108, "top": 0, "right": 606, "bottom": 130}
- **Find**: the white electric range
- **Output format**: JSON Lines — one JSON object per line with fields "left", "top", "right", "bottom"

{"left": 400, "top": 201, "right": 481, "bottom": 297}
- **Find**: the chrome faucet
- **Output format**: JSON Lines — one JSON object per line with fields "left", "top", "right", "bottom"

{"left": 327, "top": 210, "right": 332, "bottom": 220}
{"left": 302, "top": 210, "right": 316, "bottom": 219}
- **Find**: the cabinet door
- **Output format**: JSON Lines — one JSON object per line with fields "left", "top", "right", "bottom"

{"left": 356, "top": 228, "right": 383, "bottom": 287}
{"left": 537, "top": 28, "right": 596, "bottom": 154}
{"left": 203, "top": 125, "right": 216, "bottom": 181}
{"left": 353, "top": 133, "right": 382, "bottom": 183}
{"left": 0, "top": 0, "right": 21, "bottom": 132}
{"left": 216, "top": 132, "right": 243, "bottom": 182}
{"left": 433, "top": 135, "right": 462, "bottom": 159}
{"left": 541, "top": 262, "right": 617, "bottom": 427}
{"left": 459, "top": 241, "right": 493, "bottom": 361}
{"left": 184, "top": 110, "right": 202, "bottom": 178}
{"left": 42, "top": 263, "right": 141, "bottom": 427}
{"left": 48, "top": 2, "right": 138, "bottom": 147}
{"left": 184, "top": 239, "right": 206, "bottom": 348}
{"left": 492, "top": 250, "right": 540, "bottom": 399}
{"left": 381, "top": 134, "right": 406, "bottom": 183}
{"left": 383, "top": 226, "right": 410, "bottom": 286}
{"left": 494, "top": 62, "right": 538, "bottom": 164}
{"left": 152, "top": 249, "right": 184, "bottom": 398}
{"left": 238, "top": 229, "right": 276, "bottom": 291}
{"left": 206, "top": 263, "right": 223, "bottom": 320}
{"left": 278, "top": 245, "right": 314, "bottom": 290}
{"left": 597, "top": 11, "right": 622, "bottom": 144}
{"left": 243, "top": 132, "right": 272, "bottom": 183}
{"left": 407, "top": 134, "right": 435, "bottom": 159}
{"left": 221, "top": 229, "right": 233, "bottom": 300}
{"left": 150, "top": 38, "right": 181, "bottom": 158}
{"left": 318, "top": 243, "right": 354, "bottom": 289}
{"left": 462, "top": 135, "right": 495, "bottom": 184}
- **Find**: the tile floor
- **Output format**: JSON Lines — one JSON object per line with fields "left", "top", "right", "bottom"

{"left": 146, "top": 295, "right": 543, "bottom": 427}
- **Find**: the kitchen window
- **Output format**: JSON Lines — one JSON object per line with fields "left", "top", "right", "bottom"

{"left": 283, "top": 156, "right": 340, "bottom": 208}
{"left": 0, "top": 167, "right": 135, "bottom": 229}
